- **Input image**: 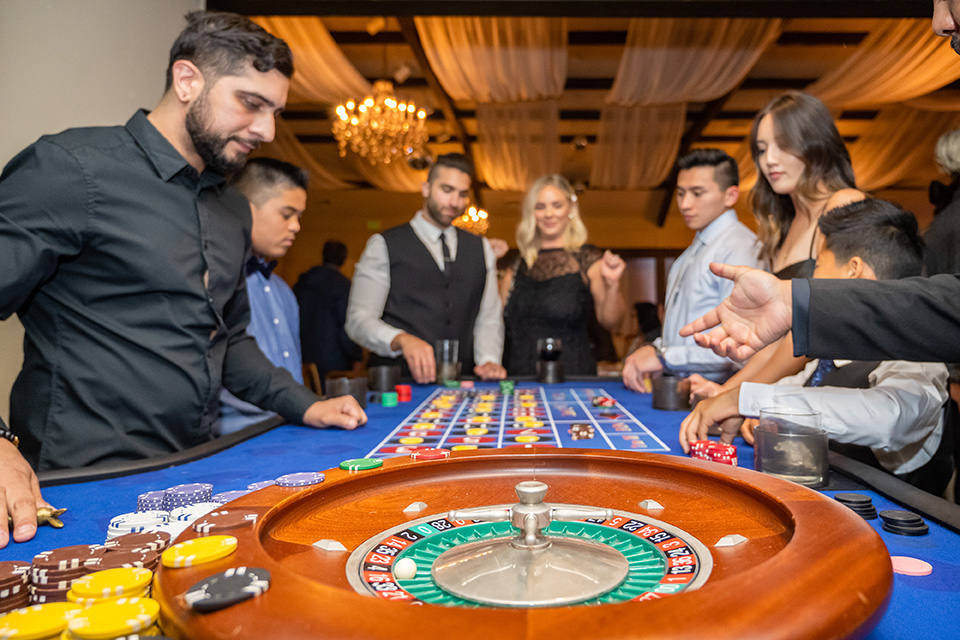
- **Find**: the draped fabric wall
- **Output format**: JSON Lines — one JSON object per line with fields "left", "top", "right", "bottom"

{"left": 415, "top": 17, "right": 567, "bottom": 192}
{"left": 255, "top": 119, "right": 353, "bottom": 190}
{"left": 590, "top": 18, "right": 781, "bottom": 190}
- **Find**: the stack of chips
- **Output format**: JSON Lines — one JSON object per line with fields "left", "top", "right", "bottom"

{"left": 689, "top": 440, "right": 738, "bottom": 466}
{"left": 107, "top": 511, "right": 169, "bottom": 541}
{"left": 443, "top": 380, "right": 460, "bottom": 389}
{"left": 499, "top": 380, "right": 515, "bottom": 395}
{"left": 568, "top": 424, "right": 595, "bottom": 440}
{"left": 0, "top": 602, "right": 85, "bottom": 639}
{"left": 67, "top": 567, "right": 155, "bottom": 606}
{"left": 192, "top": 510, "right": 259, "bottom": 536}
{"left": 65, "top": 597, "right": 163, "bottom": 639}
{"left": 161, "top": 483, "right": 213, "bottom": 512}
{"left": 30, "top": 545, "right": 107, "bottom": 604}
{"left": 103, "top": 531, "right": 171, "bottom": 555}
{"left": 135, "top": 491, "right": 164, "bottom": 512}
{"left": 879, "top": 510, "right": 929, "bottom": 536}
{"left": 169, "top": 502, "right": 222, "bottom": 525}
{"left": 834, "top": 493, "right": 878, "bottom": 520}
{"left": 380, "top": 391, "right": 399, "bottom": 407}
{"left": 394, "top": 384, "right": 412, "bottom": 402}
{"left": 591, "top": 396, "right": 616, "bottom": 408}
{"left": 0, "top": 561, "right": 31, "bottom": 613}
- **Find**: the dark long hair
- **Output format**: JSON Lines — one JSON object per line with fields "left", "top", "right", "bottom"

{"left": 749, "top": 92, "right": 857, "bottom": 263}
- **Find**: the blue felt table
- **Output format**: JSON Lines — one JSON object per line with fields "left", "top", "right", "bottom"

{"left": 6, "top": 381, "right": 960, "bottom": 638}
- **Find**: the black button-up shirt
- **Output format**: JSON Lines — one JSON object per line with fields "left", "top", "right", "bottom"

{"left": 0, "top": 111, "right": 318, "bottom": 470}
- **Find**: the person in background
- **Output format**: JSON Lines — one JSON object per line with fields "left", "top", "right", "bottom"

{"left": 499, "top": 175, "right": 626, "bottom": 376}
{"left": 622, "top": 149, "right": 762, "bottom": 392}
{"left": 686, "top": 92, "right": 865, "bottom": 402}
{"left": 217, "top": 158, "right": 311, "bottom": 435}
{"left": 294, "top": 240, "right": 363, "bottom": 390}
{"left": 346, "top": 153, "right": 505, "bottom": 384}
{"left": 680, "top": 199, "right": 953, "bottom": 496}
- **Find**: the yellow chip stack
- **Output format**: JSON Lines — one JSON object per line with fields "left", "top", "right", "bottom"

{"left": 66, "top": 568, "right": 153, "bottom": 606}
{"left": 64, "top": 598, "right": 159, "bottom": 640}
{"left": 160, "top": 535, "right": 237, "bottom": 569}
{"left": 0, "top": 602, "right": 84, "bottom": 640}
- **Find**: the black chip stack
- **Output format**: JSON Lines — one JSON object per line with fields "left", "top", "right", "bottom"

{"left": 879, "top": 510, "right": 929, "bottom": 536}
{"left": 834, "top": 493, "right": 878, "bottom": 520}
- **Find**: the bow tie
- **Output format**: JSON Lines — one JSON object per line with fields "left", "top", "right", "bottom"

{"left": 246, "top": 256, "right": 278, "bottom": 277}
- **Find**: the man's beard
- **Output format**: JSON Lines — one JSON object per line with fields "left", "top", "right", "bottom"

{"left": 425, "top": 195, "right": 461, "bottom": 227}
{"left": 185, "top": 92, "right": 257, "bottom": 175}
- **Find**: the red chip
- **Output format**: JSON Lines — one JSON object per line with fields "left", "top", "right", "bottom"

{"left": 410, "top": 448, "right": 451, "bottom": 461}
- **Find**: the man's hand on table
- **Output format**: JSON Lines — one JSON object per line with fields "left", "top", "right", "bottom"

{"left": 680, "top": 264, "right": 793, "bottom": 362}
{"left": 474, "top": 362, "right": 506, "bottom": 380}
{"left": 0, "top": 439, "right": 48, "bottom": 548}
{"left": 392, "top": 333, "right": 435, "bottom": 384}
{"left": 622, "top": 345, "right": 662, "bottom": 393}
{"left": 303, "top": 396, "right": 368, "bottom": 430}
{"left": 678, "top": 386, "right": 744, "bottom": 453}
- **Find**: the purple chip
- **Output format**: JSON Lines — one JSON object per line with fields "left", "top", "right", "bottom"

{"left": 275, "top": 472, "right": 325, "bottom": 487}
{"left": 136, "top": 490, "right": 164, "bottom": 512}
{"left": 211, "top": 490, "right": 251, "bottom": 504}
{"left": 247, "top": 480, "right": 276, "bottom": 491}
{"left": 162, "top": 483, "right": 213, "bottom": 510}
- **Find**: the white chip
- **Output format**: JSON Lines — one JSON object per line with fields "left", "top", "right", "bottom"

{"left": 639, "top": 499, "right": 664, "bottom": 510}
{"left": 393, "top": 557, "right": 417, "bottom": 580}
{"left": 312, "top": 539, "right": 347, "bottom": 552}
{"left": 403, "top": 502, "right": 428, "bottom": 514}
{"left": 715, "top": 534, "right": 748, "bottom": 548}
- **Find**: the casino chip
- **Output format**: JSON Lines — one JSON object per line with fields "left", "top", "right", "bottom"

{"left": 161, "top": 483, "right": 213, "bottom": 512}
{"left": 192, "top": 510, "right": 259, "bottom": 535}
{"left": 410, "top": 448, "right": 450, "bottom": 461}
{"left": 211, "top": 490, "right": 251, "bottom": 504}
{"left": 184, "top": 566, "right": 271, "bottom": 613}
{"left": 0, "top": 602, "right": 84, "bottom": 639}
{"left": 879, "top": 510, "right": 929, "bottom": 536}
{"left": 102, "top": 532, "right": 171, "bottom": 553}
{"left": 247, "top": 480, "right": 276, "bottom": 491}
{"left": 275, "top": 472, "right": 325, "bottom": 487}
{"left": 161, "top": 535, "right": 238, "bottom": 568}
{"left": 339, "top": 458, "right": 383, "bottom": 471}
{"left": 67, "top": 597, "right": 160, "bottom": 640}
{"left": 169, "top": 502, "right": 222, "bottom": 523}
{"left": 83, "top": 549, "right": 159, "bottom": 573}
{"left": 69, "top": 567, "right": 154, "bottom": 599}
{"left": 834, "top": 493, "right": 878, "bottom": 520}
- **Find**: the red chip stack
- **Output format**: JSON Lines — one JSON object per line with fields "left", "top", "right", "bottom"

{"left": 689, "top": 440, "right": 738, "bottom": 466}
{"left": 395, "top": 384, "right": 412, "bottom": 402}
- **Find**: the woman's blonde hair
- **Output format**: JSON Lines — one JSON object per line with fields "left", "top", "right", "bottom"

{"left": 517, "top": 175, "right": 588, "bottom": 268}
{"left": 935, "top": 129, "right": 960, "bottom": 178}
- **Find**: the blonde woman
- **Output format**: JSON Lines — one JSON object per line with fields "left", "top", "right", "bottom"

{"left": 500, "top": 175, "right": 626, "bottom": 375}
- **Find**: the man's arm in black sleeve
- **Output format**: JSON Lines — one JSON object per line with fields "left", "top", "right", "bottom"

{"left": 801, "top": 274, "right": 960, "bottom": 362}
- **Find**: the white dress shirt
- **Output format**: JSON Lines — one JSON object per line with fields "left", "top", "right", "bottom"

{"left": 346, "top": 211, "right": 504, "bottom": 365}
{"left": 739, "top": 359, "right": 948, "bottom": 475}
{"left": 655, "top": 209, "right": 763, "bottom": 377}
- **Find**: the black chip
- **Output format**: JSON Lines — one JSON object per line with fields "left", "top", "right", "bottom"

{"left": 834, "top": 493, "right": 872, "bottom": 506}
{"left": 882, "top": 522, "right": 929, "bottom": 536}
{"left": 879, "top": 510, "right": 924, "bottom": 526}
{"left": 185, "top": 566, "right": 271, "bottom": 613}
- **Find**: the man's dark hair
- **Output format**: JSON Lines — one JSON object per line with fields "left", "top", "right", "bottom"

{"left": 818, "top": 199, "right": 924, "bottom": 280}
{"left": 676, "top": 148, "right": 739, "bottom": 190}
{"left": 165, "top": 11, "right": 294, "bottom": 91}
{"left": 230, "top": 157, "right": 308, "bottom": 205}
{"left": 427, "top": 153, "right": 474, "bottom": 182}
{"left": 323, "top": 240, "right": 348, "bottom": 267}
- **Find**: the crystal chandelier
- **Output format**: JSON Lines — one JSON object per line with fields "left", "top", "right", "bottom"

{"left": 333, "top": 80, "right": 428, "bottom": 165}
{"left": 453, "top": 207, "right": 490, "bottom": 235}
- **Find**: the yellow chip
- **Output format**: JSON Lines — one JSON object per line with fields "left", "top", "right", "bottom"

{"left": 479, "top": 394, "right": 496, "bottom": 401}
{"left": 473, "top": 403, "right": 494, "bottom": 412}
{"left": 420, "top": 411, "right": 442, "bottom": 419}
{"left": 0, "top": 603, "right": 84, "bottom": 640}
{"left": 69, "top": 568, "right": 153, "bottom": 599}
{"left": 451, "top": 445, "right": 478, "bottom": 451}
{"left": 520, "top": 401, "right": 538, "bottom": 408}
{"left": 515, "top": 435, "right": 540, "bottom": 443}
{"left": 67, "top": 585, "right": 150, "bottom": 605}
{"left": 465, "top": 427, "right": 488, "bottom": 436}
{"left": 161, "top": 534, "right": 237, "bottom": 568}
{"left": 66, "top": 598, "right": 159, "bottom": 640}
{"left": 398, "top": 437, "right": 424, "bottom": 445}
{"left": 514, "top": 415, "right": 535, "bottom": 423}
{"left": 519, "top": 394, "right": 535, "bottom": 400}
{"left": 468, "top": 416, "right": 492, "bottom": 423}
{"left": 412, "top": 423, "right": 438, "bottom": 430}
{"left": 522, "top": 421, "right": 544, "bottom": 428}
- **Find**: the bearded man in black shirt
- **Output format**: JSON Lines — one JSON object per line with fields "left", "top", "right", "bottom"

{"left": 0, "top": 11, "right": 366, "bottom": 548}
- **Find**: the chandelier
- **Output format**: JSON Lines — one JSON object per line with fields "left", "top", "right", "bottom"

{"left": 333, "top": 80, "right": 428, "bottom": 165}
{"left": 453, "top": 207, "right": 490, "bottom": 235}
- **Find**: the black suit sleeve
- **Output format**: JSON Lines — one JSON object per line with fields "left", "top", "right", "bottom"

{"left": 796, "top": 274, "right": 960, "bottom": 362}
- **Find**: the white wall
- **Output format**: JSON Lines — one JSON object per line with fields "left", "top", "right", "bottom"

{"left": 0, "top": 0, "right": 202, "bottom": 423}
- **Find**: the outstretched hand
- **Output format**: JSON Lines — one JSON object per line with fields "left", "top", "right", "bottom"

{"left": 303, "top": 396, "right": 368, "bottom": 430}
{"left": 679, "top": 264, "right": 793, "bottom": 362}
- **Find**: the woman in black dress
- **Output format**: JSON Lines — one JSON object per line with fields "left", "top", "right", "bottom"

{"left": 500, "top": 175, "right": 626, "bottom": 376}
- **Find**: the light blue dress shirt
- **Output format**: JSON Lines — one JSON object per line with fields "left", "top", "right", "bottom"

{"left": 217, "top": 260, "right": 304, "bottom": 435}
{"left": 655, "top": 209, "right": 763, "bottom": 379}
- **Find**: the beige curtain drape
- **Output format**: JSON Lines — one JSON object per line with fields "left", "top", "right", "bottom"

{"left": 346, "top": 155, "right": 427, "bottom": 192}
{"left": 254, "top": 118, "right": 353, "bottom": 190}
{"left": 591, "top": 18, "right": 780, "bottom": 190}
{"left": 806, "top": 20, "right": 960, "bottom": 109}
{"left": 416, "top": 17, "right": 566, "bottom": 191}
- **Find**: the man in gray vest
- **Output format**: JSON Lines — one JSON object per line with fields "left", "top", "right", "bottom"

{"left": 347, "top": 154, "right": 505, "bottom": 384}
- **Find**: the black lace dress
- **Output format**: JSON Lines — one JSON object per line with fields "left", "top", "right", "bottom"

{"left": 503, "top": 246, "right": 603, "bottom": 376}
